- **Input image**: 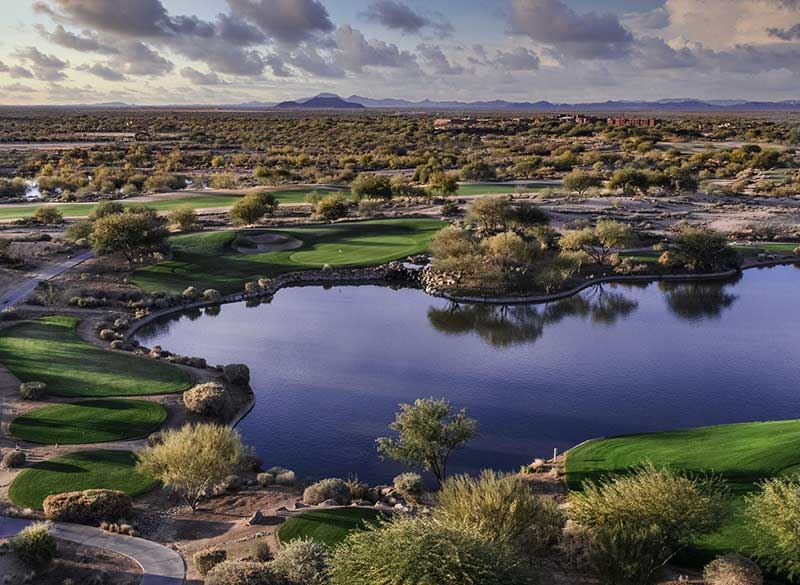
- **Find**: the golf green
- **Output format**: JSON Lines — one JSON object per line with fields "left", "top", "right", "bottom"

{"left": 8, "top": 450, "right": 157, "bottom": 510}
{"left": 10, "top": 399, "right": 167, "bottom": 444}
{"left": 278, "top": 508, "right": 383, "bottom": 547}
{"left": 0, "top": 316, "right": 191, "bottom": 397}
{"left": 132, "top": 218, "right": 444, "bottom": 294}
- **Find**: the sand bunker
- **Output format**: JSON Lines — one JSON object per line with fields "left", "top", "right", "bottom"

{"left": 235, "top": 232, "right": 303, "bottom": 254}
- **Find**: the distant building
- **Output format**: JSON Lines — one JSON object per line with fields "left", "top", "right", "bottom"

{"left": 606, "top": 117, "right": 658, "bottom": 128}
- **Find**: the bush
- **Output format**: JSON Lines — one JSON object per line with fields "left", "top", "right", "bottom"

{"left": 43, "top": 489, "right": 132, "bottom": 524}
{"left": 271, "top": 538, "right": 328, "bottom": 585}
{"left": 203, "top": 289, "right": 222, "bottom": 303}
{"left": 206, "top": 561, "right": 283, "bottom": 585}
{"left": 303, "top": 478, "right": 351, "bottom": 505}
{"left": 584, "top": 522, "right": 674, "bottom": 585}
{"left": 19, "top": 381, "right": 47, "bottom": 400}
{"left": 315, "top": 195, "right": 348, "bottom": 221}
{"left": 11, "top": 522, "right": 56, "bottom": 568}
{"left": 328, "top": 515, "right": 531, "bottom": 585}
{"left": 441, "top": 200, "right": 460, "bottom": 217}
{"left": 704, "top": 553, "right": 763, "bottom": 585}
{"left": 259, "top": 467, "right": 295, "bottom": 487}
{"left": 393, "top": 473, "right": 425, "bottom": 502}
{"left": 224, "top": 363, "right": 251, "bottom": 386}
{"left": 357, "top": 199, "right": 382, "bottom": 218}
{"left": 65, "top": 220, "right": 93, "bottom": 242}
{"left": 182, "top": 286, "right": 201, "bottom": 301}
{"left": 746, "top": 476, "right": 800, "bottom": 581}
{"left": 434, "top": 470, "right": 563, "bottom": 558}
{"left": 2, "top": 449, "right": 26, "bottom": 468}
{"left": 183, "top": 382, "right": 226, "bottom": 417}
{"left": 230, "top": 195, "right": 268, "bottom": 226}
{"left": 194, "top": 548, "right": 227, "bottom": 576}
{"left": 33, "top": 206, "right": 63, "bottom": 225}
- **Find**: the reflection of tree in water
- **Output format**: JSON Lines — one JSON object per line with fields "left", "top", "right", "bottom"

{"left": 658, "top": 275, "right": 741, "bottom": 321}
{"left": 427, "top": 287, "right": 639, "bottom": 348}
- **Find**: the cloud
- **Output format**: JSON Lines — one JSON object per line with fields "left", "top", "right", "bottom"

{"left": 361, "top": 0, "right": 453, "bottom": 36}
{"left": 76, "top": 62, "right": 126, "bottom": 81}
{"left": 1, "top": 83, "right": 37, "bottom": 93}
{"left": 492, "top": 47, "right": 541, "bottom": 70}
{"left": 623, "top": 7, "right": 671, "bottom": 31}
{"left": 508, "top": 0, "right": 633, "bottom": 59}
{"left": 9, "top": 66, "right": 35, "bottom": 79}
{"left": 44, "top": 0, "right": 172, "bottom": 36}
{"left": 634, "top": 36, "right": 698, "bottom": 68}
{"left": 110, "top": 41, "right": 173, "bottom": 76}
{"left": 0, "top": 62, "right": 7, "bottom": 73}
{"left": 417, "top": 44, "right": 465, "bottom": 75}
{"left": 180, "top": 67, "right": 225, "bottom": 85}
{"left": 334, "top": 25, "right": 417, "bottom": 72}
{"left": 36, "top": 24, "right": 118, "bottom": 53}
{"left": 227, "top": 0, "right": 334, "bottom": 44}
{"left": 286, "top": 47, "right": 345, "bottom": 78}
{"left": 13, "top": 47, "right": 68, "bottom": 81}
{"left": 768, "top": 23, "right": 800, "bottom": 40}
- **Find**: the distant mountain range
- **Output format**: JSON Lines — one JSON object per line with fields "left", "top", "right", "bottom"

{"left": 37, "top": 93, "right": 800, "bottom": 111}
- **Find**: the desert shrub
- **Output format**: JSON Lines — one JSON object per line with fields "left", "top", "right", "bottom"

{"left": 224, "top": 363, "right": 251, "bottom": 386}
{"left": 257, "top": 472, "right": 275, "bottom": 486}
{"left": 19, "top": 381, "right": 47, "bottom": 400}
{"left": 258, "top": 467, "right": 295, "bottom": 487}
{"left": 203, "top": 289, "right": 222, "bottom": 302}
{"left": 194, "top": 548, "right": 227, "bottom": 576}
{"left": 746, "top": 476, "right": 800, "bottom": 581}
{"left": 206, "top": 561, "right": 283, "bottom": 585}
{"left": 328, "top": 515, "right": 531, "bottom": 585}
{"left": 183, "top": 382, "right": 226, "bottom": 417}
{"left": 65, "top": 220, "right": 93, "bottom": 242}
{"left": 315, "top": 195, "right": 348, "bottom": 221}
{"left": 33, "top": 206, "right": 63, "bottom": 225}
{"left": 11, "top": 522, "right": 56, "bottom": 568}
{"left": 303, "top": 478, "right": 351, "bottom": 505}
{"left": 272, "top": 538, "right": 328, "bottom": 585}
{"left": 89, "top": 201, "right": 125, "bottom": 220}
{"left": 43, "top": 489, "right": 132, "bottom": 524}
{"left": 569, "top": 465, "right": 727, "bottom": 584}
{"left": 2, "top": 449, "right": 26, "bottom": 468}
{"left": 440, "top": 199, "right": 460, "bottom": 217}
{"left": 393, "top": 473, "right": 425, "bottom": 502}
{"left": 673, "top": 226, "right": 739, "bottom": 273}
{"left": 434, "top": 470, "right": 563, "bottom": 558}
{"left": 230, "top": 195, "right": 268, "bottom": 226}
{"left": 357, "top": 198, "right": 382, "bottom": 218}
{"left": 794, "top": 245, "right": 800, "bottom": 256}
{"left": 182, "top": 286, "right": 200, "bottom": 301}
{"left": 704, "top": 553, "right": 763, "bottom": 585}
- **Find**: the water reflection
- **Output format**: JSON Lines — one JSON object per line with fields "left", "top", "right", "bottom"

{"left": 659, "top": 274, "right": 741, "bottom": 321}
{"left": 427, "top": 287, "right": 639, "bottom": 348}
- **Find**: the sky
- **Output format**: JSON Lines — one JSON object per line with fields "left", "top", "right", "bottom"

{"left": 0, "top": 0, "right": 799, "bottom": 105}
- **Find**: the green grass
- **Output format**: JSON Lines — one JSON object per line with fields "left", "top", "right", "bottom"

{"left": 278, "top": 508, "right": 384, "bottom": 547}
{"left": 8, "top": 450, "right": 157, "bottom": 510}
{"left": 566, "top": 419, "right": 800, "bottom": 562}
{"left": 0, "top": 316, "right": 191, "bottom": 397}
{"left": 734, "top": 242, "right": 799, "bottom": 256}
{"left": 131, "top": 218, "right": 445, "bottom": 294}
{"left": 10, "top": 399, "right": 167, "bottom": 444}
{"left": 455, "top": 183, "right": 552, "bottom": 196}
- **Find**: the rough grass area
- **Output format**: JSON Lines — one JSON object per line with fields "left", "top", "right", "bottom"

{"left": 566, "top": 419, "right": 800, "bottom": 563}
{"left": 8, "top": 450, "right": 157, "bottom": 510}
{"left": 10, "top": 399, "right": 167, "bottom": 444}
{"left": 132, "top": 218, "right": 445, "bottom": 293}
{"left": 455, "top": 183, "right": 553, "bottom": 196}
{"left": 277, "top": 508, "right": 383, "bottom": 547}
{"left": 0, "top": 316, "right": 191, "bottom": 397}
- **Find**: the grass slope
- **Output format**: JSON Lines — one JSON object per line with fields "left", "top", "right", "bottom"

{"left": 277, "top": 508, "right": 383, "bottom": 547}
{"left": 132, "top": 218, "right": 445, "bottom": 293}
{"left": 0, "top": 316, "right": 191, "bottom": 397}
{"left": 8, "top": 450, "right": 157, "bottom": 510}
{"left": 455, "top": 183, "right": 553, "bottom": 196}
{"left": 10, "top": 399, "right": 167, "bottom": 444}
{"left": 566, "top": 419, "right": 800, "bottom": 561}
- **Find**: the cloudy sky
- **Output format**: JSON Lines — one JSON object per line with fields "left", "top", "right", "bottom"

{"left": 0, "top": 0, "right": 799, "bottom": 105}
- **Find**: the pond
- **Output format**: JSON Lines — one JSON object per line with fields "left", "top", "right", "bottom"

{"left": 136, "top": 264, "right": 800, "bottom": 484}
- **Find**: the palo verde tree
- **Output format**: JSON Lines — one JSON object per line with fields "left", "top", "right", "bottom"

{"left": 559, "top": 220, "right": 636, "bottom": 265}
{"left": 564, "top": 170, "right": 604, "bottom": 196}
{"left": 91, "top": 207, "right": 169, "bottom": 264}
{"left": 137, "top": 423, "right": 244, "bottom": 511}
{"left": 428, "top": 172, "right": 459, "bottom": 197}
{"left": 351, "top": 173, "right": 393, "bottom": 201}
{"left": 376, "top": 398, "right": 478, "bottom": 487}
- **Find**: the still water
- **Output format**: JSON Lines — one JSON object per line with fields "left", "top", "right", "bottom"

{"left": 137, "top": 265, "right": 800, "bottom": 484}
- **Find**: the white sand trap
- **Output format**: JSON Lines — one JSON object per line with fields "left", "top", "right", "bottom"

{"left": 235, "top": 232, "right": 303, "bottom": 254}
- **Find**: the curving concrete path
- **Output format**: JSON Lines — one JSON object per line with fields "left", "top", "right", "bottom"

{"left": 0, "top": 516, "right": 185, "bottom": 584}
{"left": 0, "top": 250, "right": 94, "bottom": 310}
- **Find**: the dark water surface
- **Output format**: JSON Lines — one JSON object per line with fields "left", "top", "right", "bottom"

{"left": 137, "top": 265, "right": 800, "bottom": 484}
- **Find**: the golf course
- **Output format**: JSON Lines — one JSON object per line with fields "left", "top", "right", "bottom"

{"left": 132, "top": 218, "right": 445, "bottom": 294}
{"left": 277, "top": 508, "right": 383, "bottom": 547}
{"left": 566, "top": 419, "right": 800, "bottom": 561}
{"left": 0, "top": 316, "right": 191, "bottom": 397}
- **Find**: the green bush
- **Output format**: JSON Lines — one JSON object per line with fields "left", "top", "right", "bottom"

{"left": 434, "top": 470, "right": 563, "bottom": 558}
{"left": 11, "top": 522, "right": 56, "bottom": 568}
{"left": 328, "top": 515, "right": 532, "bottom": 585}
{"left": 271, "top": 538, "right": 328, "bottom": 585}
{"left": 194, "top": 548, "right": 227, "bottom": 576}
{"left": 43, "top": 489, "right": 132, "bottom": 524}
{"left": 315, "top": 195, "right": 348, "bottom": 222}
{"left": 19, "top": 381, "right": 47, "bottom": 400}
{"left": 183, "top": 382, "right": 226, "bottom": 417}
{"left": 303, "top": 478, "right": 351, "bottom": 505}
{"left": 2, "top": 449, "right": 26, "bottom": 468}
{"left": 584, "top": 523, "right": 673, "bottom": 585}
{"left": 704, "top": 553, "right": 763, "bottom": 585}
{"left": 392, "top": 472, "right": 425, "bottom": 502}
{"left": 224, "top": 363, "right": 251, "bottom": 386}
{"left": 746, "top": 476, "right": 800, "bottom": 581}
{"left": 206, "top": 561, "right": 283, "bottom": 585}
{"left": 259, "top": 467, "right": 295, "bottom": 487}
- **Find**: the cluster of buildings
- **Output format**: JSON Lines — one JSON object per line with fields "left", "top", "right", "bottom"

{"left": 606, "top": 117, "right": 658, "bottom": 128}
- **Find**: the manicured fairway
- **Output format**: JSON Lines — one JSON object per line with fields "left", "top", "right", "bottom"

{"left": 132, "top": 218, "right": 445, "bottom": 293}
{"left": 8, "top": 450, "right": 157, "bottom": 510}
{"left": 455, "top": 183, "right": 553, "bottom": 196}
{"left": 10, "top": 399, "right": 167, "bottom": 444}
{"left": 566, "top": 419, "right": 800, "bottom": 561}
{"left": 0, "top": 316, "right": 191, "bottom": 397}
{"left": 278, "top": 508, "right": 383, "bottom": 547}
